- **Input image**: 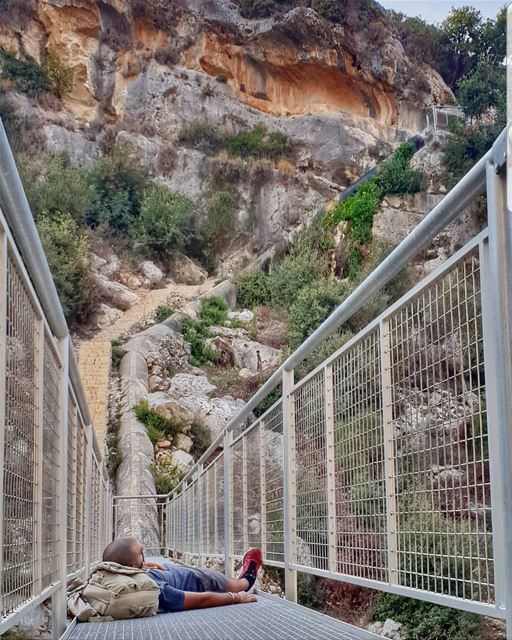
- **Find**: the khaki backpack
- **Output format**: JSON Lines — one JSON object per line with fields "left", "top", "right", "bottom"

{"left": 68, "top": 562, "right": 160, "bottom": 621}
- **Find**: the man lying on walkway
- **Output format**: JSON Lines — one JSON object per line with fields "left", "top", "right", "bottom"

{"left": 102, "top": 536, "right": 261, "bottom": 613}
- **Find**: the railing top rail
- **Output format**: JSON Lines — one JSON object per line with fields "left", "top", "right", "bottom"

{"left": 170, "top": 128, "right": 506, "bottom": 495}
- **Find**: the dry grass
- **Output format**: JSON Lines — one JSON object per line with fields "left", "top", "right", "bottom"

{"left": 277, "top": 158, "right": 295, "bottom": 175}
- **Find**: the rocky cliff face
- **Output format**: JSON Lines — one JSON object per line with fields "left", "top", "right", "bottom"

{"left": 0, "top": 0, "right": 453, "bottom": 270}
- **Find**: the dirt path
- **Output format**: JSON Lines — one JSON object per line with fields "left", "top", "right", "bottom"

{"left": 78, "top": 279, "right": 215, "bottom": 449}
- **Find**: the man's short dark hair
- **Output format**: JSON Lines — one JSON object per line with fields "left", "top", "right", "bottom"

{"left": 102, "top": 536, "right": 140, "bottom": 566}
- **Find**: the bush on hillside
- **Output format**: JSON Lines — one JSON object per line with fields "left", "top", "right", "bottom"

{"left": 133, "top": 400, "right": 181, "bottom": 443}
{"left": 203, "top": 188, "right": 237, "bottom": 249}
{"left": 0, "top": 51, "right": 48, "bottom": 95}
{"left": 37, "top": 211, "right": 92, "bottom": 323}
{"left": 200, "top": 297, "right": 229, "bottom": 326}
{"left": 329, "top": 179, "right": 381, "bottom": 246}
{"left": 21, "top": 153, "right": 91, "bottom": 223}
{"left": 288, "top": 279, "right": 346, "bottom": 349}
{"left": 235, "top": 271, "right": 272, "bottom": 309}
{"left": 41, "top": 48, "right": 73, "bottom": 97}
{"left": 177, "top": 122, "right": 225, "bottom": 154}
{"left": 269, "top": 250, "right": 326, "bottom": 309}
{"left": 87, "top": 146, "right": 148, "bottom": 231}
{"left": 181, "top": 298, "right": 228, "bottom": 366}
{"left": 134, "top": 185, "right": 193, "bottom": 258}
{"left": 376, "top": 142, "right": 424, "bottom": 195}
{"left": 228, "top": 124, "right": 288, "bottom": 159}
{"left": 442, "top": 120, "right": 499, "bottom": 184}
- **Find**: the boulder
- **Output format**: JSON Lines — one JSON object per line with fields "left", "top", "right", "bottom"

{"left": 96, "top": 275, "right": 139, "bottom": 311}
{"left": 204, "top": 280, "right": 236, "bottom": 310}
{"left": 367, "top": 619, "right": 404, "bottom": 640}
{"left": 139, "top": 261, "right": 164, "bottom": 287}
{"left": 174, "top": 432, "right": 193, "bottom": 453}
{"left": 238, "top": 368, "right": 254, "bottom": 380}
{"left": 148, "top": 374, "right": 166, "bottom": 392}
{"left": 168, "top": 373, "right": 217, "bottom": 397}
{"left": 147, "top": 392, "right": 194, "bottom": 431}
{"left": 157, "top": 440, "right": 172, "bottom": 449}
{"left": 227, "top": 310, "right": 254, "bottom": 323}
{"left": 179, "top": 394, "right": 246, "bottom": 441}
{"left": 210, "top": 326, "right": 248, "bottom": 339}
{"left": 169, "top": 253, "right": 207, "bottom": 285}
{"left": 232, "top": 339, "right": 281, "bottom": 374}
{"left": 99, "top": 254, "right": 121, "bottom": 278}
{"left": 204, "top": 336, "right": 235, "bottom": 367}
{"left": 91, "top": 303, "right": 123, "bottom": 330}
{"left": 170, "top": 450, "right": 194, "bottom": 473}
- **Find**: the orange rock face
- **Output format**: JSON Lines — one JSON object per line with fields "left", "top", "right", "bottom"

{"left": 184, "top": 31, "right": 397, "bottom": 124}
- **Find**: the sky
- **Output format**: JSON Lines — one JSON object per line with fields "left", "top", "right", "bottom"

{"left": 377, "top": 1, "right": 506, "bottom": 24}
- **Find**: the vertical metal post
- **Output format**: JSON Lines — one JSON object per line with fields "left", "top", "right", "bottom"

{"left": 259, "top": 420, "right": 267, "bottom": 558}
{"left": 223, "top": 430, "right": 233, "bottom": 577}
{"left": 0, "top": 233, "right": 7, "bottom": 615}
{"left": 34, "top": 320, "right": 44, "bottom": 599}
{"left": 282, "top": 368, "right": 297, "bottom": 602}
{"left": 52, "top": 336, "right": 70, "bottom": 640}
{"left": 324, "top": 364, "right": 337, "bottom": 574}
{"left": 380, "top": 319, "right": 398, "bottom": 585}
{"left": 480, "top": 158, "right": 512, "bottom": 635}
{"left": 84, "top": 424, "right": 94, "bottom": 577}
{"left": 242, "top": 437, "right": 248, "bottom": 552}
{"left": 197, "top": 464, "right": 204, "bottom": 566}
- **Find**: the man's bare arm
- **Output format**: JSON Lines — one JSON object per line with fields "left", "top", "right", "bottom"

{"left": 183, "top": 591, "right": 257, "bottom": 610}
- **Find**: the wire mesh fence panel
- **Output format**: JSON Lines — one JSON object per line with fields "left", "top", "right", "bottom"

{"left": 245, "top": 426, "right": 261, "bottom": 549}
{"left": 231, "top": 438, "right": 245, "bottom": 557}
{"left": 389, "top": 250, "right": 494, "bottom": 603}
{"left": 41, "top": 336, "right": 61, "bottom": 589}
{"left": 262, "top": 402, "right": 284, "bottom": 564}
{"left": 332, "top": 329, "right": 387, "bottom": 582}
{"left": 214, "top": 454, "right": 225, "bottom": 557}
{"left": 203, "top": 464, "right": 215, "bottom": 555}
{"left": 74, "top": 418, "right": 87, "bottom": 572}
{"left": 90, "top": 461, "right": 102, "bottom": 564}
{"left": 2, "top": 254, "right": 38, "bottom": 616}
{"left": 67, "top": 396, "right": 78, "bottom": 572}
{"left": 294, "top": 371, "right": 329, "bottom": 571}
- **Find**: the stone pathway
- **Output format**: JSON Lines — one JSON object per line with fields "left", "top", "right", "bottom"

{"left": 78, "top": 280, "right": 214, "bottom": 450}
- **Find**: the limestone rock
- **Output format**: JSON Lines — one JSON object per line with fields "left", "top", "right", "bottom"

{"left": 99, "top": 254, "right": 121, "bottom": 279}
{"left": 139, "top": 261, "right": 164, "bottom": 287}
{"left": 238, "top": 368, "right": 253, "bottom": 380}
{"left": 204, "top": 336, "right": 235, "bottom": 367}
{"left": 147, "top": 392, "right": 195, "bottom": 431}
{"left": 210, "top": 326, "right": 248, "bottom": 339}
{"left": 158, "top": 440, "right": 172, "bottom": 449}
{"left": 148, "top": 374, "right": 165, "bottom": 392}
{"left": 168, "top": 373, "right": 217, "bottom": 397}
{"left": 368, "top": 619, "right": 404, "bottom": 640}
{"left": 91, "top": 302, "right": 123, "bottom": 330}
{"left": 204, "top": 280, "right": 237, "bottom": 311}
{"left": 10, "top": 603, "right": 51, "bottom": 639}
{"left": 227, "top": 310, "right": 254, "bottom": 323}
{"left": 179, "top": 394, "right": 246, "bottom": 441}
{"left": 174, "top": 432, "right": 193, "bottom": 453}
{"left": 170, "top": 450, "right": 194, "bottom": 474}
{"left": 43, "top": 124, "right": 100, "bottom": 167}
{"left": 169, "top": 253, "right": 207, "bottom": 285}
{"left": 96, "top": 275, "right": 139, "bottom": 311}
{"left": 232, "top": 339, "right": 281, "bottom": 374}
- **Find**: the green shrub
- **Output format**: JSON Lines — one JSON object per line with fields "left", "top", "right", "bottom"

{"left": 133, "top": 400, "right": 181, "bottom": 442}
{"left": 111, "top": 338, "right": 127, "bottom": 370}
{"left": 443, "top": 120, "right": 499, "bottom": 184}
{"left": 287, "top": 279, "right": 346, "bottom": 350}
{"left": 372, "top": 593, "right": 481, "bottom": 640}
{"left": 376, "top": 142, "right": 424, "bottom": 195}
{"left": 177, "top": 122, "right": 224, "bottom": 154}
{"left": 0, "top": 50, "right": 48, "bottom": 95}
{"left": 37, "top": 211, "right": 92, "bottom": 323}
{"left": 41, "top": 48, "right": 73, "bottom": 97}
{"left": 201, "top": 296, "right": 228, "bottom": 325}
{"left": 329, "top": 179, "right": 381, "bottom": 245}
{"left": 107, "top": 439, "right": 123, "bottom": 480}
{"left": 203, "top": 188, "right": 237, "bottom": 249}
{"left": 269, "top": 250, "right": 325, "bottom": 308}
{"left": 190, "top": 422, "right": 212, "bottom": 459}
{"left": 87, "top": 146, "right": 148, "bottom": 231}
{"left": 235, "top": 271, "right": 272, "bottom": 309}
{"left": 216, "top": 74, "right": 228, "bottom": 83}
{"left": 228, "top": 124, "right": 287, "bottom": 159}
{"left": 21, "top": 153, "right": 91, "bottom": 223}
{"left": 134, "top": 185, "right": 193, "bottom": 258}
{"left": 154, "top": 305, "right": 173, "bottom": 323}
{"left": 151, "top": 458, "right": 181, "bottom": 494}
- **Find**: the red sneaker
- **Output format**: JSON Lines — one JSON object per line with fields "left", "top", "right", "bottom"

{"left": 237, "top": 548, "right": 262, "bottom": 592}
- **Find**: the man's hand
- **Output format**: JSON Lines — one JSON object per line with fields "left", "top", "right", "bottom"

{"left": 237, "top": 592, "right": 257, "bottom": 604}
{"left": 143, "top": 561, "right": 165, "bottom": 570}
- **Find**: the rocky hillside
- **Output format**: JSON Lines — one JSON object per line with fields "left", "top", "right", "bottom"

{"left": 0, "top": 0, "right": 452, "bottom": 275}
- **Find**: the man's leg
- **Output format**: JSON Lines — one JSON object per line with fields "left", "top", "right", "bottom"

{"left": 226, "top": 578, "right": 250, "bottom": 592}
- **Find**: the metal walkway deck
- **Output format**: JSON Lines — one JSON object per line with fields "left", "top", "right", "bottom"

{"left": 68, "top": 595, "right": 383, "bottom": 640}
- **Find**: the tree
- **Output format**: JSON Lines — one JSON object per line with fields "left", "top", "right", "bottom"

{"left": 456, "top": 58, "right": 505, "bottom": 121}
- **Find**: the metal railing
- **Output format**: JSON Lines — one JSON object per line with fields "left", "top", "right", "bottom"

{"left": 161, "top": 129, "right": 512, "bottom": 633}
{"left": 0, "top": 120, "right": 112, "bottom": 637}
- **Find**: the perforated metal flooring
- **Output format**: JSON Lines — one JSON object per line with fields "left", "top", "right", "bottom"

{"left": 68, "top": 595, "right": 384, "bottom": 640}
